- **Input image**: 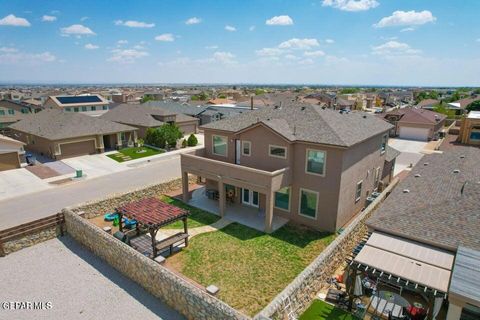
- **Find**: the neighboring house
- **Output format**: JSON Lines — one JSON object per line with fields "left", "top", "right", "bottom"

{"left": 207, "top": 98, "right": 236, "bottom": 106}
{"left": 303, "top": 92, "right": 336, "bottom": 108}
{"left": 0, "top": 100, "right": 33, "bottom": 130}
{"left": 9, "top": 109, "right": 137, "bottom": 160}
{"left": 416, "top": 98, "right": 439, "bottom": 109}
{"left": 357, "top": 143, "right": 480, "bottom": 320}
{"left": 180, "top": 103, "right": 396, "bottom": 233}
{"left": 458, "top": 111, "right": 480, "bottom": 145}
{"left": 383, "top": 108, "right": 446, "bottom": 141}
{"left": 44, "top": 94, "right": 110, "bottom": 116}
{"left": 143, "top": 91, "right": 165, "bottom": 101}
{"left": 448, "top": 96, "right": 480, "bottom": 114}
{"left": 101, "top": 103, "right": 199, "bottom": 139}
{"left": 0, "top": 134, "right": 26, "bottom": 171}
{"left": 21, "top": 98, "right": 43, "bottom": 111}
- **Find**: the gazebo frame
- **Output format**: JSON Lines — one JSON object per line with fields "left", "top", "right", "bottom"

{"left": 116, "top": 197, "right": 190, "bottom": 258}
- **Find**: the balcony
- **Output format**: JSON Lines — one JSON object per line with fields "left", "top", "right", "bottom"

{"left": 180, "top": 148, "right": 291, "bottom": 194}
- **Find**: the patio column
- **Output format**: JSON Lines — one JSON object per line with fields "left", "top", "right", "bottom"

{"left": 182, "top": 171, "right": 190, "bottom": 202}
{"left": 264, "top": 190, "right": 274, "bottom": 233}
{"left": 446, "top": 301, "right": 464, "bottom": 320}
{"left": 218, "top": 180, "right": 225, "bottom": 217}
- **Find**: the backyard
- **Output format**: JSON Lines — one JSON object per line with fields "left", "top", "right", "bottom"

{"left": 160, "top": 195, "right": 221, "bottom": 228}
{"left": 107, "top": 146, "right": 164, "bottom": 162}
{"left": 300, "top": 299, "right": 357, "bottom": 320}
{"left": 166, "top": 222, "right": 335, "bottom": 316}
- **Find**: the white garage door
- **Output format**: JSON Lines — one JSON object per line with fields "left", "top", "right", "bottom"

{"left": 399, "top": 126, "right": 429, "bottom": 141}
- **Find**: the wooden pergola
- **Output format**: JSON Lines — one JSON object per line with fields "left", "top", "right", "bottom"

{"left": 116, "top": 197, "right": 189, "bottom": 258}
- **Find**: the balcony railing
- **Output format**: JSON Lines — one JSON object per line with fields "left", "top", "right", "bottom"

{"left": 181, "top": 148, "right": 291, "bottom": 193}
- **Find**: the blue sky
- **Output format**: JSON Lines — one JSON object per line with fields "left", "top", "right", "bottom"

{"left": 0, "top": 0, "right": 479, "bottom": 86}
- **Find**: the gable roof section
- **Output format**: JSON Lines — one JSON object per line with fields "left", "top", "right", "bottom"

{"left": 202, "top": 103, "right": 392, "bottom": 147}
{"left": 415, "top": 98, "right": 439, "bottom": 108}
{"left": 9, "top": 109, "right": 136, "bottom": 140}
{"left": 386, "top": 108, "right": 446, "bottom": 125}
{"left": 142, "top": 101, "right": 207, "bottom": 116}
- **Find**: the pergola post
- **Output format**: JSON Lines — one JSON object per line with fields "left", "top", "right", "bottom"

{"left": 218, "top": 180, "right": 225, "bottom": 217}
{"left": 182, "top": 171, "right": 190, "bottom": 202}
{"left": 183, "top": 217, "right": 188, "bottom": 247}
{"left": 149, "top": 228, "right": 158, "bottom": 257}
{"left": 118, "top": 211, "right": 123, "bottom": 232}
{"left": 264, "top": 190, "right": 274, "bottom": 233}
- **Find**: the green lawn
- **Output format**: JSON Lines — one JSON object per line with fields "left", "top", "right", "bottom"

{"left": 300, "top": 300, "right": 357, "bottom": 320}
{"left": 160, "top": 195, "right": 221, "bottom": 229}
{"left": 167, "top": 223, "right": 335, "bottom": 316}
{"left": 107, "top": 146, "right": 163, "bottom": 162}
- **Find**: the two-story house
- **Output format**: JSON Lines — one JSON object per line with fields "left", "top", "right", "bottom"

{"left": 180, "top": 103, "right": 396, "bottom": 233}
{"left": 0, "top": 100, "right": 34, "bottom": 131}
{"left": 44, "top": 94, "right": 110, "bottom": 116}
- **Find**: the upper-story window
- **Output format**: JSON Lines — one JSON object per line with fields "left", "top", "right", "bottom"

{"left": 81, "top": 106, "right": 87, "bottom": 112}
{"left": 65, "top": 107, "right": 71, "bottom": 112}
{"left": 74, "top": 107, "right": 79, "bottom": 112}
{"left": 103, "top": 105, "right": 108, "bottom": 110}
{"left": 0, "top": 110, "right": 5, "bottom": 116}
{"left": 21, "top": 108, "right": 29, "bottom": 114}
{"left": 381, "top": 134, "right": 387, "bottom": 154}
{"left": 8, "top": 109, "right": 14, "bottom": 115}
{"left": 306, "top": 149, "right": 326, "bottom": 176}
{"left": 355, "top": 180, "right": 363, "bottom": 203}
{"left": 242, "top": 141, "right": 251, "bottom": 156}
{"left": 269, "top": 145, "right": 287, "bottom": 159}
{"left": 212, "top": 135, "right": 228, "bottom": 156}
{"left": 91, "top": 106, "right": 96, "bottom": 111}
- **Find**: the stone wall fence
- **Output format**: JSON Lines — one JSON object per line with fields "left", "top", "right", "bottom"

{"left": 63, "top": 208, "right": 250, "bottom": 320}
{"left": 255, "top": 178, "right": 399, "bottom": 320}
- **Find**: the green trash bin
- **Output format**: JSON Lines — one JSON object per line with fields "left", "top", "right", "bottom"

{"left": 76, "top": 169, "right": 83, "bottom": 178}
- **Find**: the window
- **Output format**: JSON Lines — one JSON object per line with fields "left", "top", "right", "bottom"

{"left": 212, "top": 135, "right": 227, "bottom": 156}
{"left": 21, "top": 108, "right": 29, "bottom": 114}
{"left": 65, "top": 107, "right": 71, "bottom": 112}
{"left": 8, "top": 109, "right": 14, "bottom": 115}
{"left": 91, "top": 106, "right": 96, "bottom": 111}
{"left": 299, "top": 188, "right": 318, "bottom": 219}
{"left": 381, "top": 134, "right": 387, "bottom": 153}
{"left": 470, "top": 131, "right": 480, "bottom": 141}
{"left": 102, "top": 105, "right": 108, "bottom": 110}
{"left": 0, "top": 110, "right": 5, "bottom": 115}
{"left": 269, "top": 145, "right": 287, "bottom": 159}
{"left": 306, "top": 149, "right": 326, "bottom": 176}
{"left": 74, "top": 107, "right": 79, "bottom": 112}
{"left": 355, "top": 181, "right": 363, "bottom": 202}
{"left": 81, "top": 106, "right": 87, "bottom": 112}
{"left": 274, "top": 187, "right": 290, "bottom": 212}
{"left": 242, "top": 141, "right": 251, "bottom": 156}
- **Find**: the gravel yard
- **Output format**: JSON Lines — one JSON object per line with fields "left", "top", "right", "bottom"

{"left": 0, "top": 236, "right": 183, "bottom": 320}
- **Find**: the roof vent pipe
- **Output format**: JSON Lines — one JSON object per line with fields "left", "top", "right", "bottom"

{"left": 453, "top": 169, "right": 460, "bottom": 173}
{"left": 250, "top": 95, "right": 254, "bottom": 110}
{"left": 403, "top": 189, "right": 410, "bottom": 193}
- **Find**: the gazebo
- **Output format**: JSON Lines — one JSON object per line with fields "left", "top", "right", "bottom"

{"left": 116, "top": 197, "right": 190, "bottom": 258}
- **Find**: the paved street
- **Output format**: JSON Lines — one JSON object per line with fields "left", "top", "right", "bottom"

{"left": 0, "top": 154, "right": 182, "bottom": 229}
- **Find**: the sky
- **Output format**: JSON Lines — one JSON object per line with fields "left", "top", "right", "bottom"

{"left": 0, "top": 0, "right": 479, "bottom": 86}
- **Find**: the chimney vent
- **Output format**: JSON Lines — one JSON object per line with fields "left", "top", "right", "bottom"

{"left": 403, "top": 189, "right": 410, "bottom": 193}
{"left": 453, "top": 169, "right": 460, "bottom": 174}
{"left": 414, "top": 174, "right": 421, "bottom": 178}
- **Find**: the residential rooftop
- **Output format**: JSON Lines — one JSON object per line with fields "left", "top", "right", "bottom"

{"left": 202, "top": 103, "right": 393, "bottom": 147}
{"left": 367, "top": 143, "right": 480, "bottom": 251}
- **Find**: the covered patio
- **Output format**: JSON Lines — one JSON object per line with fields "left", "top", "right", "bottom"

{"left": 187, "top": 187, "right": 288, "bottom": 232}
{"left": 345, "top": 231, "right": 453, "bottom": 320}
{"left": 116, "top": 197, "right": 190, "bottom": 258}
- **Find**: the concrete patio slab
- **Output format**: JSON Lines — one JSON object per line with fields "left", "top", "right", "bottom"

{"left": 44, "top": 161, "right": 76, "bottom": 175}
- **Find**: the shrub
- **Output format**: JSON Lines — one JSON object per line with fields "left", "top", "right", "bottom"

{"left": 187, "top": 134, "right": 198, "bottom": 147}
{"left": 181, "top": 139, "right": 187, "bottom": 148}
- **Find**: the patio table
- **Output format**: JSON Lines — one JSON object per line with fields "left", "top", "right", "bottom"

{"left": 378, "top": 291, "right": 410, "bottom": 308}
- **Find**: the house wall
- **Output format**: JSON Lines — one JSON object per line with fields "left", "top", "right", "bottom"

{"left": 177, "top": 120, "right": 198, "bottom": 135}
{"left": 336, "top": 133, "right": 387, "bottom": 228}
{"left": 459, "top": 117, "right": 480, "bottom": 145}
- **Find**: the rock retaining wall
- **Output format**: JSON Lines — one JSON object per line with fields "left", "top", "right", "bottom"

{"left": 256, "top": 178, "right": 399, "bottom": 320}
{"left": 1, "top": 225, "right": 63, "bottom": 255}
{"left": 63, "top": 208, "right": 249, "bottom": 320}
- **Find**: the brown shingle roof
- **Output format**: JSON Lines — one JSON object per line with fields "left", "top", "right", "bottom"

{"left": 386, "top": 108, "right": 446, "bottom": 125}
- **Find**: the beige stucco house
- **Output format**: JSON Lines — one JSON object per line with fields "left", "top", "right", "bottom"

{"left": 9, "top": 109, "right": 137, "bottom": 160}
{"left": 181, "top": 104, "right": 397, "bottom": 233}
{"left": 383, "top": 108, "right": 446, "bottom": 141}
{"left": 44, "top": 94, "right": 110, "bottom": 116}
{"left": 0, "top": 134, "right": 26, "bottom": 171}
{"left": 458, "top": 111, "right": 480, "bottom": 145}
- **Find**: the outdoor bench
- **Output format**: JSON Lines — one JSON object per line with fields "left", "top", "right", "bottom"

{"left": 155, "top": 232, "right": 189, "bottom": 256}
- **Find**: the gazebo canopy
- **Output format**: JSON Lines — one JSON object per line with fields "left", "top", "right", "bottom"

{"left": 117, "top": 197, "right": 189, "bottom": 229}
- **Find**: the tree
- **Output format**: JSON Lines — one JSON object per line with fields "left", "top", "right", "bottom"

{"left": 141, "top": 95, "right": 155, "bottom": 103}
{"left": 144, "top": 128, "right": 165, "bottom": 148}
{"left": 466, "top": 100, "right": 480, "bottom": 112}
{"left": 340, "top": 88, "right": 359, "bottom": 94}
{"left": 433, "top": 103, "right": 456, "bottom": 119}
{"left": 187, "top": 134, "right": 198, "bottom": 146}
{"left": 158, "top": 123, "right": 183, "bottom": 148}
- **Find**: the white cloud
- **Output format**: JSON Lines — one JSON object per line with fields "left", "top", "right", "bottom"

{"left": 84, "top": 43, "right": 99, "bottom": 50}
{"left": 279, "top": 38, "right": 319, "bottom": 49}
{"left": 185, "top": 17, "right": 201, "bottom": 25}
{"left": 213, "top": 51, "right": 236, "bottom": 64}
{"left": 284, "top": 54, "right": 299, "bottom": 60}
{"left": 322, "top": 0, "right": 379, "bottom": 12}
{"left": 266, "top": 15, "right": 293, "bottom": 26}
{"left": 298, "top": 58, "right": 314, "bottom": 65}
{"left": 256, "top": 48, "right": 283, "bottom": 56}
{"left": 0, "top": 47, "right": 18, "bottom": 53}
{"left": 133, "top": 44, "right": 145, "bottom": 50}
{"left": 400, "top": 27, "right": 415, "bottom": 32}
{"left": 0, "top": 51, "right": 56, "bottom": 64}
{"left": 205, "top": 45, "right": 218, "bottom": 50}
{"left": 80, "top": 17, "right": 89, "bottom": 22}
{"left": 42, "top": 15, "right": 57, "bottom": 22}
{"left": 304, "top": 50, "right": 325, "bottom": 57}
{"left": 155, "top": 33, "right": 174, "bottom": 42}
{"left": 249, "top": 25, "right": 255, "bottom": 31}
{"left": 225, "top": 25, "right": 236, "bottom": 32}
{"left": 0, "top": 14, "right": 31, "bottom": 27}
{"left": 108, "top": 48, "right": 148, "bottom": 64}
{"left": 325, "top": 39, "right": 335, "bottom": 44}
{"left": 61, "top": 24, "right": 95, "bottom": 36}
{"left": 372, "top": 41, "right": 421, "bottom": 56}
{"left": 114, "top": 20, "right": 155, "bottom": 28}
{"left": 117, "top": 40, "right": 128, "bottom": 45}
{"left": 374, "top": 10, "right": 436, "bottom": 28}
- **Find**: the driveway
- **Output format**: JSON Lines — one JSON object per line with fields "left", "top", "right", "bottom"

{"left": 0, "top": 236, "right": 183, "bottom": 320}
{"left": 61, "top": 153, "right": 129, "bottom": 179}
{"left": 388, "top": 138, "right": 428, "bottom": 176}
{"left": 0, "top": 168, "right": 52, "bottom": 201}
